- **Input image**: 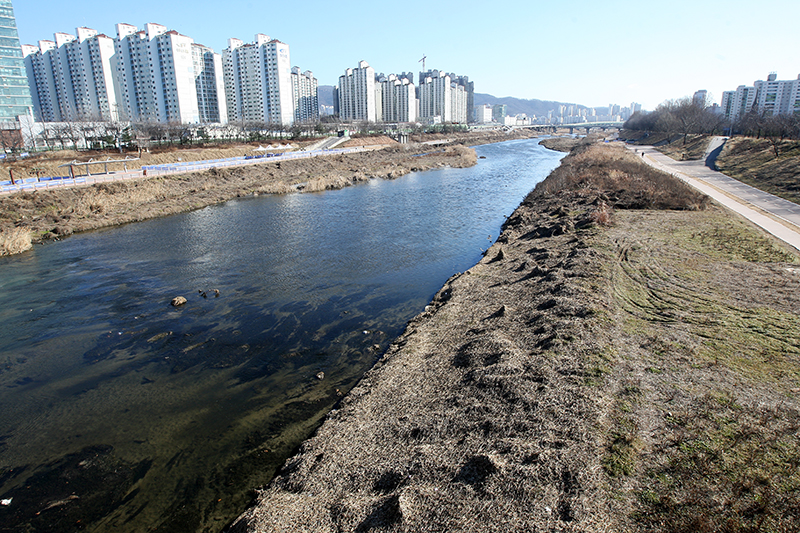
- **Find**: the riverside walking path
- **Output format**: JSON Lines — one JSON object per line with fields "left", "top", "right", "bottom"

{"left": 628, "top": 140, "right": 800, "bottom": 252}
{"left": 0, "top": 145, "right": 368, "bottom": 196}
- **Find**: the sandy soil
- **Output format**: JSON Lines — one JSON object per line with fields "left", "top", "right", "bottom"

{"left": 230, "top": 141, "right": 800, "bottom": 532}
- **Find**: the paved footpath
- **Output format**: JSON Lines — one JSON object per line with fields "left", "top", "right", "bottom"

{"left": 627, "top": 142, "right": 800, "bottom": 253}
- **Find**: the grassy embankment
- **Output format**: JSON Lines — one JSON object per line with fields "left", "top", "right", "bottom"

{"left": 230, "top": 139, "right": 800, "bottom": 532}
{"left": 620, "top": 129, "right": 800, "bottom": 205}
{"left": 617, "top": 130, "right": 713, "bottom": 160}
{"left": 534, "top": 140, "right": 800, "bottom": 531}
{"left": 715, "top": 137, "right": 800, "bottom": 204}
{"left": 560, "top": 142, "right": 800, "bottom": 531}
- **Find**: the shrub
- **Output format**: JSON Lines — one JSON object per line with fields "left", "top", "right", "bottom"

{"left": 532, "top": 143, "right": 708, "bottom": 211}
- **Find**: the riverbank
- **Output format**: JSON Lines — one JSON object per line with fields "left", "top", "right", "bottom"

{"left": 618, "top": 130, "right": 800, "bottom": 206}
{"left": 231, "top": 140, "right": 800, "bottom": 531}
{"left": 0, "top": 129, "right": 551, "bottom": 257}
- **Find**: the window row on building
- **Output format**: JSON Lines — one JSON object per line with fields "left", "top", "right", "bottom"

{"left": 333, "top": 61, "right": 473, "bottom": 124}
{"left": 22, "top": 25, "right": 319, "bottom": 125}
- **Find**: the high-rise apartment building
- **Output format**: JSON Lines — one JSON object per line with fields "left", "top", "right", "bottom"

{"left": 0, "top": 0, "right": 33, "bottom": 121}
{"left": 23, "top": 22, "right": 226, "bottom": 124}
{"left": 420, "top": 70, "right": 473, "bottom": 123}
{"left": 223, "top": 34, "right": 294, "bottom": 126}
{"left": 475, "top": 104, "right": 492, "bottom": 124}
{"left": 23, "top": 28, "right": 118, "bottom": 121}
{"left": 115, "top": 23, "right": 200, "bottom": 124}
{"left": 418, "top": 70, "right": 468, "bottom": 123}
{"left": 377, "top": 74, "right": 416, "bottom": 123}
{"left": 720, "top": 86, "right": 757, "bottom": 121}
{"left": 693, "top": 89, "right": 708, "bottom": 107}
{"left": 753, "top": 73, "right": 799, "bottom": 117}
{"left": 721, "top": 73, "right": 800, "bottom": 121}
{"left": 192, "top": 43, "right": 227, "bottom": 124}
{"left": 291, "top": 67, "right": 319, "bottom": 124}
{"left": 337, "top": 61, "right": 378, "bottom": 123}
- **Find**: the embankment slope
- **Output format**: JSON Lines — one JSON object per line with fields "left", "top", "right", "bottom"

{"left": 231, "top": 141, "right": 800, "bottom": 532}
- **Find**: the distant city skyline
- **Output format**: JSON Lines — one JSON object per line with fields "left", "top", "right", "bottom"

{"left": 13, "top": 0, "right": 800, "bottom": 112}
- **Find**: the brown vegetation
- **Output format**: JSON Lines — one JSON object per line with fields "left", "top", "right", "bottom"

{"left": 231, "top": 140, "right": 800, "bottom": 532}
{"left": 533, "top": 140, "right": 709, "bottom": 210}
{"left": 618, "top": 130, "right": 713, "bottom": 161}
{"left": 0, "top": 142, "right": 316, "bottom": 183}
{"left": 715, "top": 137, "right": 800, "bottom": 204}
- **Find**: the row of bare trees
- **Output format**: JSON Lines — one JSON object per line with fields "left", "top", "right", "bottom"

{"left": 623, "top": 97, "right": 726, "bottom": 145}
{"left": 624, "top": 96, "right": 800, "bottom": 156}
{"left": 9, "top": 114, "right": 466, "bottom": 156}
{"left": 16, "top": 119, "right": 338, "bottom": 154}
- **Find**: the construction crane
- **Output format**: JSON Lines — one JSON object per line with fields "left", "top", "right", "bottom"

{"left": 419, "top": 54, "right": 426, "bottom": 72}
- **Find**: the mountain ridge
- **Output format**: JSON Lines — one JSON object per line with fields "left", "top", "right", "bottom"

{"left": 317, "top": 86, "right": 597, "bottom": 118}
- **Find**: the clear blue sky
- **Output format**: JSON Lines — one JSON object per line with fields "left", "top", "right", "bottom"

{"left": 14, "top": 0, "right": 800, "bottom": 111}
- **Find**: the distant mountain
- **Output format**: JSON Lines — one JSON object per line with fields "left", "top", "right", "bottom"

{"left": 317, "top": 86, "right": 593, "bottom": 118}
{"left": 318, "top": 85, "right": 335, "bottom": 107}
{"left": 473, "top": 93, "right": 588, "bottom": 118}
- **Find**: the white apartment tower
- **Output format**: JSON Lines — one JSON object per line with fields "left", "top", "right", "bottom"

{"left": 23, "top": 28, "right": 119, "bottom": 121}
{"left": 721, "top": 73, "right": 800, "bottom": 121}
{"left": 192, "top": 43, "right": 227, "bottom": 124}
{"left": 720, "top": 85, "right": 758, "bottom": 121}
{"left": 378, "top": 74, "right": 416, "bottom": 123}
{"left": 223, "top": 35, "right": 294, "bottom": 126}
{"left": 419, "top": 71, "right": 451, "bottom": 122}
{"left": 115, "top": 23, "right": 203, "bottom": 124}
{"left": 337, "top": 61, "right": 378, "bottom": 122}
{"left": 24, "top": 23, "right": 225, "bottom": 124}
{"left": 753, "top": 73, "right": 799, "bottom": 117}
{"left": 418, "top": 70, "right": 468, "bottom": 123}
{"left": 291, "top": 66, "right": 319, "bottom": 123}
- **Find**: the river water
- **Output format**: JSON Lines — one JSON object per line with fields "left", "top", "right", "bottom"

{"left": 0, "top": 138, "right": 564, "bottom": 532}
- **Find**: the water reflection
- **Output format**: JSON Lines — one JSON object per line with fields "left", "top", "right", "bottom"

{"left": 0, "top": 139, "right": 564, "bottom": 531}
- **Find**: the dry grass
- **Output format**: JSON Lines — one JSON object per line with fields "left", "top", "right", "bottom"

{"left": 230, "top": 139, "right": 800, "bottom": 533}
{"left": 715, "top": 137, "right": 800, "bottom": 204}
{"left": 532, "top": 142, "right": 709, "bottom": 211}
{"left": 618, "top": 132, "right": 712, "bottom": 161}
{"left": 1, "top": 143, "right": 312, "bottom": 181}
{"left": 0, "top": 227, "right": 32, "bottom": 256}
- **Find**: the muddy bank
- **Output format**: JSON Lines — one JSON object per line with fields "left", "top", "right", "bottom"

{"left": 230, "top": 142, "right": 800, "bottom": 532}
{"left": 0, "top": 143, "right": 477, "bottom": 257}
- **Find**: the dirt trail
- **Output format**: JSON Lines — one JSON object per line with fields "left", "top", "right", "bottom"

{"left": 231, "top": 141, "right": 800, "bottom": 532}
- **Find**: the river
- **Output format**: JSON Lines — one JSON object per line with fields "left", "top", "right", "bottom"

{"left": 0, "top": 138, "right": 565, "bottom": 532}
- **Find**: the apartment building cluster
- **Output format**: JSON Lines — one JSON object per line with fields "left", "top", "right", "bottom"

{"left": 22, "top": 24, "right": 319, "bottom": 126}
{"left": 474, "top": 102, "right": 640, "bottom": 127}
{"left": 548, "top": 103, "right": 640, "bottom": 125}
{"left": 720, "top": 72, "right": 800, "bottom": 122}
{"left": 334, "top": 61, "right": 473, "bottom": 125}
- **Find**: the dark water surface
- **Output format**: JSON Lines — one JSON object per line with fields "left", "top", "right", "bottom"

{"left": 0, "top": 139, "right": 564, "bottom": 531}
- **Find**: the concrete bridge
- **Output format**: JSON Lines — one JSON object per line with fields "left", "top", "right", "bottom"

{"left": 505, "top": 121, "right": 624, "bottom": 135}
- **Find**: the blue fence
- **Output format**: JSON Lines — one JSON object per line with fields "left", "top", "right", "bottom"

{"left": 1, "top": 147, "right": 364, "bottom": 195}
